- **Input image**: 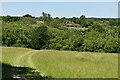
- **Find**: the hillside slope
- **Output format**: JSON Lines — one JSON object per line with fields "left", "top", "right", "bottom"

{"left": 2, "top": 47, "right": 118, "bottom": 78}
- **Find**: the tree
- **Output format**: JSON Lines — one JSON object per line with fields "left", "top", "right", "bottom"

{"left": 104, "top": 38, "right": 119, "bottom": 53}
{"left": 42, "top": 12, "right": 52, "bottom": 23}
{"left": 2, "top": 15, "right": 20, "bottom": 22}
{"left": 20, "top": 17, "right": 36, "bottom": 24}
{"left": 50, "top": 19, "right": 61, "bottom": 28}
{"left": 48, "top": 14, "right": 51, "bottom": 18}
{"left": 42, "top": 12, "right": 45, "bottom": 17}
{"left": 23, "top": 14, "right": 33, "bottom": 17}
{"left": 89, "top": 23, "right": 105, "bottom": 33}
{"left": 80, "top": 15, "right": 86, "bottom": 27}
{"left": 31, "top": 25, "right": 49, "bottom": 50}
{"left": 71, "top": 37, "right": 84, "bottom": 51}
{"left": 109, "top": 20, "right": 118, "bottom": 26}
{"left": 80, "top": 31, "right": 106, "bottom": 52}
{"left": 80, "top": 15, "right": 86, "bottom": 21}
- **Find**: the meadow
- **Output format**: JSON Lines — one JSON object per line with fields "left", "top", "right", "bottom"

{"left": 2, "top": 47, "right": 118, "bottom": 78}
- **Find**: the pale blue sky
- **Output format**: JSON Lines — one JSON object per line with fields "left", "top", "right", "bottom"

{"left": 1, "top": 2, "right": 118, "bottom": 18}
{"left": 1, "top": 0, "right": 119, "bottom": 2}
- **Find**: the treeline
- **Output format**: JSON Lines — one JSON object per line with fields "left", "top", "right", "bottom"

{"left": 1, "top": 13, "right": 119, "bottom": 27}
{"left": 1, "top": 13, "right": 119, "bottom": 53}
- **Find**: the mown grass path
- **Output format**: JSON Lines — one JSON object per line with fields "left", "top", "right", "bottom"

{"left": 15, "top": 50, "right": 38, "bottom": 68}
{"left": 2, "top": 47, "right": 118, "bottom": 78}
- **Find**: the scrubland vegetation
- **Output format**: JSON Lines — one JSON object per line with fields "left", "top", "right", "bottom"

{"left": 2, "top": 13, "right": 119, "bottom": 53}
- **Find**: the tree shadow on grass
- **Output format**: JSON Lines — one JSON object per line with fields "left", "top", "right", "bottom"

{"left": 1, "top": 62, "right": 52, "bottom": 80}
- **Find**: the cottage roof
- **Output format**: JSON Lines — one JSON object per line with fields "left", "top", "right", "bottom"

{"left": 36, "top": 21, "right": 44, "bottom": 23}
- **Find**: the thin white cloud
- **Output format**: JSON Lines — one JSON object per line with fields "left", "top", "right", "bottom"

{"left": 1, "top": 0, "right": 120, "bottom": 2}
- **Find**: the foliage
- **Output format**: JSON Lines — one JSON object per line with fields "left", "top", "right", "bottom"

{"left": 71, "top": 37, "right": 84, "bottom": 51}
{"left": 31, "top": 25, "right": 49, "bottom": 49}
{"left": 49, "top": 19, "right": 61, "bottom": 28}
{"left": 23, "top": 14, "right": 33, "bottom": 17}
{"left": 109, "top": 20, "right": 118, "bottom": 26}
{"left": 104, "top": 38, "right": 119, "bottom": 53}
{"left": 19, "top": 17, "right": 36, "bottom": 24}
{"left": 2, "top": 15, "right": 20, "bottom": 22}
{"left": 2, "top": 14, "right": 119, "bottom": 53}
{"left": 88, "top": 23, "right": 105, "bottom": 33}
{"left": 41, "top": 12, "right": 52, "bottom": 24}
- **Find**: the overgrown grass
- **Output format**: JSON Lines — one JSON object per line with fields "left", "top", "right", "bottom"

{"left": 2, "top": 47, "right": 118, "bottom": 78}
{"left": 2, "top": 47, "right": 31, "bottom": 65}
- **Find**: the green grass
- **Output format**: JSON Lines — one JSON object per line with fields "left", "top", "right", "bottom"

{"left": 67, "top": 27, "right": 88, "bottom": 30}
{"left": 2, "top": 47, "right": 118, "bottom": 78}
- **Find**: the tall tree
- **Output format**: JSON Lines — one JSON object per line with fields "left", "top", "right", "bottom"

{"left": 48, "top": 14, "right": 51, "bottom": 18}
{"left": 80, "top": 15, "right": 86, "bottom": 27}
{"left": 31, "top": 25, "right": 49, "bottom": 50}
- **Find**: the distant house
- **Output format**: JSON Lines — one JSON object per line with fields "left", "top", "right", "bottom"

{"left": 67, "top": 22, "right": 75, "bottom": 26}
{"left": 67, "top": 22, "right": 80, "bottom": 27}
{"left": 36, "top": 21, "right": 44, "bottom": 24}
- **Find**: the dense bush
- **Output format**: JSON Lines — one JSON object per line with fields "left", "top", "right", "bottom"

{"left": 109, "top": 20, "right": 118, "bottom": 26}
{"left": 19, "top": 17, "right": 36, "bottom": 25}
{"left": 104, "top": 38, "right": 119, "bottom": 53}
{"left": 71, "top": 37, "right": 84, "bottom": 51}
{"left": 49, "top": 19, "right": 61, "bottom": 28}
{"left": 88, "top": 23, "right": 105, "bottom": 33}
{"left": 2, "top": 14, "right": 119, "bottom": 53}
{"left": 2, "top": 16, "right": 20, "bottom": 22}
{"left": 2, "top": 24, "right": 49, "bottom": 50}
{"left": 31, "top": 25, "right": 49, "bottom": 49}
{"left": 3, "top": 25, "right": 32, "bottom": 47}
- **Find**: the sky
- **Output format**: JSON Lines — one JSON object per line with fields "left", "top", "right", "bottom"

{"left": 1, "top": 0, "right": 120, "bottom": 2}
{"left": 1, "top": 2, "right": 119, "bottom": 18}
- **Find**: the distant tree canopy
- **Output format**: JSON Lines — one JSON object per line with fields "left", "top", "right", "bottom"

{"left": 2, "top": 13, "right": 118, "bottom": 28}
{"left": 80, "top": 15, "right": 86, "bottom": 20}
{"left": 109, "top": 20, "right": 118, "bottom": 26}
{"left": 2, "top": 14, "right": 119, "bottom": 53}
{"left": 89, "top": 23, "right": 105, "bottom": 33}
{"left": 42, "top": 12, "right": 51, "bottom": 18}
{"left": 41, "top": 12, "right": 52, "bottom": 24}
{"left": 49, "top": 19, "right": 61, "bottom": 28}
{"left": 23, "top": 14, "right": 33, "bottom": 17}
{"left": 2, "top": 15, "right": 20, "bottom": 22}
{"left": 20, "top": 17, "right": 36, "bottom": 24}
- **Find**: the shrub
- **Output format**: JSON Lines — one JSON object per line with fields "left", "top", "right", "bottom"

{"left": 71, "top": 37, "right": 84, "bottom": 51}
{"left": 104, "top": 38, "right": 119, "bottom": 53}
{"left": 31, "top": 25, "right": 49, "bottom": 50}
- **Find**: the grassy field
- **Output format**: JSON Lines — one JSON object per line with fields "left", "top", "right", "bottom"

{"left": 2, "top": 47, "right": 118, "bottom": 78}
